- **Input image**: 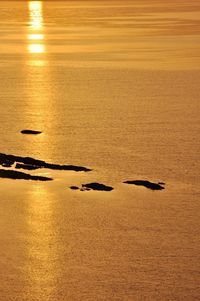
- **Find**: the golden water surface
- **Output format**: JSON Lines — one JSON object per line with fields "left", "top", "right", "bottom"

{"left": 0, "top": 1, "right": 200, "bottom": 300}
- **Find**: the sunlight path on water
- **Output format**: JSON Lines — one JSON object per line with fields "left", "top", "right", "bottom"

{"left": 23, "top": 1, "right": 54, "bottom": 158}
{"left": 21, "top": 3, "right": 58, "bottom": 299}
{"left": 23, "top": 184, "right": 58, "bottom": 300}
{"left": 28, "top": 1, "right": 45, "bottom": 54}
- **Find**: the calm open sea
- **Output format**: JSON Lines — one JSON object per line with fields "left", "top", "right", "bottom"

{"left": 0, "top": 1, "right": 200, "bottom": 300}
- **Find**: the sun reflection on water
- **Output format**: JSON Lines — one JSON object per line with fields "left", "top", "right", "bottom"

{"left": 25, "top": 2, "right": 52, "bottom": 154}
{"left": 28, "top": 1, "right": 45, "bottom": 54}
{"left": 29, "top": 1, "right": 43, "bottom": 29}
{"left": 23, "top": 4, "right": 56, "bottom": 296}
{"left": 25, "top": 184, "right": 57, "bottom": 298}
{"left": 28, "top": 43, "right": 45, "bottom": 54}
{"left": 28, "top": 33, "right": 44, "bottom": 40}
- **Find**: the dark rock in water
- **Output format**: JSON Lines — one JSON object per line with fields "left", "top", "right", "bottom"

{"left": 44, "top": 163, "right": 91, "bottom": 172}
{"left": 0, "top": 156, "right": 14, "bottom": 168}
{"left": 0, "top": 153, "right": 92, "bottom": 172}
{"left": 2, "top": 162, "right": 13, "bottom": 168}
{"left": 81, "top": 182, "right": 113, "bottom": 191}
{"left": 21, "top": 130, "right": 42, "bottom": 135}
{"left": 70, "top": 183, "right": 113, "bottom": 192}
{"left": 15, "top": 163, "right": 41, "bottom": 170}
{"left": 0, "top": 169, "right": 53, "bottom": 181}
{"left": 0, "top": 153, "right": 47, "bottom": 169}
{"left": 70, "top": 186, "right": 79, "bottom": 190}
{"left": 123, "top": 180, "right": 165, "bottom": 190}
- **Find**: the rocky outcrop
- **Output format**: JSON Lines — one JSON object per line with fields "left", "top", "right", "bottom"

{"left": 0, "top": 153, "right": 92, "bottom": 172}
{"left": 0, "top": 169, "right": 52, "bottom": 181}
{"left": 123, "top": 180, "right": 165, "bottom": 190}
{"left": 70, "top": 182, "right": 114, "bottom": 191}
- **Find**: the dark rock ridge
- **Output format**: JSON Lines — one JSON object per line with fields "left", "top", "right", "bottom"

{"left": 0, "top": 169, "right": 53, "bottom": 181}
{"left": 21, "top": 130, "right": 42, "bottom": 135}
{"left": 15, "top": 163, "right": 41, "bottom": 170}
{"left": 70, "top": 182, "right": 114, "bottom": 192}
{"left": 124, "top": 180, "right": 165, "bottom": 190}
{"left": 0, "top": 153, "right": 92, "bottom": 172}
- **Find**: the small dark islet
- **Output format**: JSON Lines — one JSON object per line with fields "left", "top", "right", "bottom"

{"left": 70, "top": 182, "right": 114, "bottom": 192}
{"left": 21, "top": 130, "right": 42, "bottom": 135}
{"left": 124, "top": 180, "right": 165, "bottom": 190}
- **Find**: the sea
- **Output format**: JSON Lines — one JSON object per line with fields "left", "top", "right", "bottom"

{"left": 0, "top": 1, "right": 199, "bottom": 300}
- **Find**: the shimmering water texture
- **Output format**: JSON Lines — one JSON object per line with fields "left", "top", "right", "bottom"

{"left": 0, "top": 1, "right": 200, "bottom": 301}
